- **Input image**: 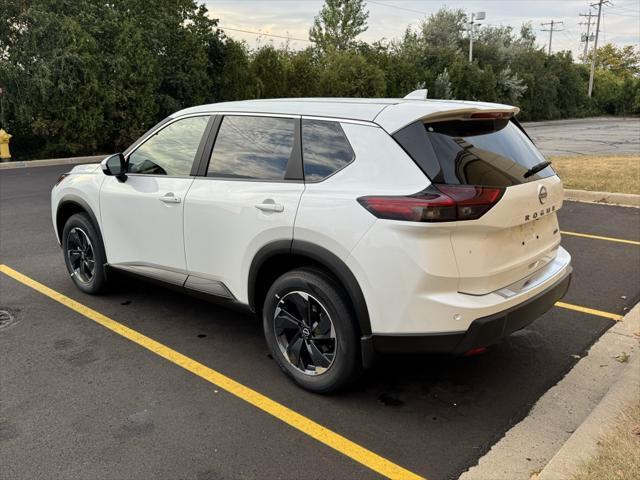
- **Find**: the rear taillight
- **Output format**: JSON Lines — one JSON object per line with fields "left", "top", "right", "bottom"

{"left": 357, "top": 184, "right": 504, "bottom": 222}
{"left": 469, "top": 111, "right": 513, "bottom": 120}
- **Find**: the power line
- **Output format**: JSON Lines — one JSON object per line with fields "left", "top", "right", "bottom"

{"left": 219, "top": 26, "right": 311, "bottom": 43}
{"left": 608, "top": 4, "right": 640, "bottom": 13}
{"left": 367, "top": 1, "right": 429, "bottom": 15}
{"left": 607, "top": 10, "right": 640, "bottom": 16}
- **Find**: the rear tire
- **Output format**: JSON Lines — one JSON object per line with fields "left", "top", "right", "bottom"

{"left": 62, "top": 213, "right": 108, "bottom": 294}
{"left": 263, "top": 267, "right": 361, "bottom": 393}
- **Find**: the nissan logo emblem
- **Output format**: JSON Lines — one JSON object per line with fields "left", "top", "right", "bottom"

{"left": 538, "top": 185, "right": 548, "bottom": 204}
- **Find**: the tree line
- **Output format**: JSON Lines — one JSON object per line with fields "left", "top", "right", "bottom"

{"left": 1, "top": 0, "right": 638, "bottom": 160}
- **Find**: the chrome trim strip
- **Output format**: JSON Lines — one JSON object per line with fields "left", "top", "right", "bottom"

{"left": 301, "top": 115, "right": 379, "bottom": 127}
{"left": 174, "top": 110, "right": 379, "bottom": 127}
{"left": 110, "top": 264, "right": 236, "bottom": 300}
{"left": 111, "top": 264, "right": 187, "bottom": 286}
{"left": 494, "top": 254, "right": 566, "bottom": 299}
{"left": 184, "top": 275, "right": 234, "bottom": 298}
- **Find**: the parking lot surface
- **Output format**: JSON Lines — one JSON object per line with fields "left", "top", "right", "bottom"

{"left": 523, "top": 116, "right": 640, "bottom": 156}
{"left": 1, "top": 165, "right": 639, "bottom": 479}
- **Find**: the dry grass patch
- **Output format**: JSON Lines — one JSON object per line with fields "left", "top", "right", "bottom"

{"left": 549, "top": 155, "right": 640, "bottom": 195}
{"left": 572, "top": 400, "right": 640, "bottom": 480}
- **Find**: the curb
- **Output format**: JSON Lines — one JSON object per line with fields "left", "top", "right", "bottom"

{"left": 460, "top": 303, "right": 639, "bottom": 480}
{"left": 564, "top": 189, "right": 640, "bottom": 208}
{"left": 0, "top": 155, "right": 105, "bottom": 170}
{"left": 539, "top": 348, "right": 640, "bottom": 479}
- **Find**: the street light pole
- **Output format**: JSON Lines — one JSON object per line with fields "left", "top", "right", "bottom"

{"left": 469, "top": 12, "right": 475, "bottom": 62}
{"left": 468, "top": 11, "right": 485, "bottom": 63}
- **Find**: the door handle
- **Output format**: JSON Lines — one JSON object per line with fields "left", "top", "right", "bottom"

{"left": 255, "top": 202, "right": 284, "bottom": 212}
{"left": 159, "top": 193, "right": 181, "bottom": 204}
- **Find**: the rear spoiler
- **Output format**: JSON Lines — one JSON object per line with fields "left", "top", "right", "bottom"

{"left": 375, "top": 102, "right": 520, "bottom": 134}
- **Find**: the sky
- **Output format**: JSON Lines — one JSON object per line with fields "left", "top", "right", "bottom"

{"left": 204, "top": 0, "right": 639, "bottom": 59}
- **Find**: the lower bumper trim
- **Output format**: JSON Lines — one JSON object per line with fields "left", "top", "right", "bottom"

{"left": 373, "top": 267, "right": 572, "bottom": 355}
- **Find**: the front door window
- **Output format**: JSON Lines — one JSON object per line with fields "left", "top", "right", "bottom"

{"left": 128, "top": 116, "right": 210, "bottom": 176}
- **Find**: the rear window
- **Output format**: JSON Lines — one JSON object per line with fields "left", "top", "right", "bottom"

{"left": 302, "top": 120, "right": 354, "bottom": 181}
{"left": 394, "top": 119, "right": 555, "bottom": 187}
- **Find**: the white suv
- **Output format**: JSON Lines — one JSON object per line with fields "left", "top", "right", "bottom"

{"left": 51, "top": 96, "right": 572, "bottom": 392}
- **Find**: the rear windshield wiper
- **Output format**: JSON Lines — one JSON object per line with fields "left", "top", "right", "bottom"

{"left": 524, "top": 161, "right": 552, "bottom": 178}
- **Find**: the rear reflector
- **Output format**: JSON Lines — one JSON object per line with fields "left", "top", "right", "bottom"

{"left": 463, "top": 347, "right": 488, "bottom": 356}
{"left": 357, "top": 184, "right": 504, "bottom": 222}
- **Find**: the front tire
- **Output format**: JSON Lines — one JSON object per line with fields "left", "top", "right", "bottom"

{"left": 263, "top": 268, "right": 361, "bottom": 393}
{"left": 62, "top": 213, "right": 108, "bottom": 294}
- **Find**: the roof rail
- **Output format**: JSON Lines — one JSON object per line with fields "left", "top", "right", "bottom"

{"left": 403, "top": 89, "right": 428, "bottom": 100}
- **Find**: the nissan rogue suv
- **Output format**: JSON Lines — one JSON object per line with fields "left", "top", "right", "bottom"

{"left": 51, "top": 96, "right": 572, "bottom": 392}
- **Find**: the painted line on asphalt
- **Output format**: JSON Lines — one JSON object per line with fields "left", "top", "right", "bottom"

{"left": 561, "top": 230, "right": 640, "bottom": 246}
{"left": 0, "top": 264, "right": 424, "bottom": 480}
{"left": 555, "top": 301, "right": 624, "bottom": 321}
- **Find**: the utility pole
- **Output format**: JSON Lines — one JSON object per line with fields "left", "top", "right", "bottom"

{"left": 540, "top": 20, "right": 564, "bottom": 55}
{"left": 468, "top": 11, "right": 486, "bottom": 62}
{"left": 579, "top": 11, "right": 595, "bottom": 63}
{"left": 588, "top": 0, "right": 610, "bottom": 98}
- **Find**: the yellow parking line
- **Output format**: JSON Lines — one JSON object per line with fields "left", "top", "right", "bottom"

{"left": 0, "top": 264, "right": 424, "bottom": 480}
{"left": 555, "top": 301, "right": 624, "bottom": 321}
{"left": 561, "top": 231, "right": 640, "bottom": 246}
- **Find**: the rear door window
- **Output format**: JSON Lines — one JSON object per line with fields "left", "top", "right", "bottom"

{"left": 302, "top": 119, "right": 354, "bottom": 181}
{"left": 395, "top": 119, "right": 555, "bottom": 187}
{"left": 207, "top": 116, "right": 295, "bottom": 180}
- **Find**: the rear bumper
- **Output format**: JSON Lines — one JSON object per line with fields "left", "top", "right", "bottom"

{"left": 372, "top": 266, "right": 572, "bottom": 355}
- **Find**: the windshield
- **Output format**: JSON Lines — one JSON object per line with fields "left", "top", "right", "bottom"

{"left": 395, "top": 119, "right": 555, "bottom": 187}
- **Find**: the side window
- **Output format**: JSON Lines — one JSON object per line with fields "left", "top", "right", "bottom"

{"left": 128, "top": 116, "right": 209, "bottom": 176}
{"left": 302, "top": 120, "right": 354, "bottom": 181}
{"left": 207, "top": 116, "right": 295, "bottom": 180}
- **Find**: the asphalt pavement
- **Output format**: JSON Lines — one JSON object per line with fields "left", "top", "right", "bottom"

{"left": 522, "top": 116, "right": 640, "bottom": 157}
{"left": 1, "top": 165, "right": 639, "bottom": 480}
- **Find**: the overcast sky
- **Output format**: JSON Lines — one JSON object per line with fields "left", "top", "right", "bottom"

{"left": 204, "top": 0, "right": 639, "bottom": 58}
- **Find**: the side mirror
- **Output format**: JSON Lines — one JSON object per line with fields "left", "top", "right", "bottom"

{"left": 101, "top": 153, "right": 127, "bottom": 182}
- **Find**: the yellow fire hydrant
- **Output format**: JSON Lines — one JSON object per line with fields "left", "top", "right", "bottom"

{"left": 0, "top": 129, "right": 11, "bottom": 161}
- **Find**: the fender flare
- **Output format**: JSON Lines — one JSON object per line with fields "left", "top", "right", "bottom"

{"left": 56, "top": 194, "right": 104, "bottom": 248}
{"left": 248, "top": 239, "right": 372, "bottom": 337}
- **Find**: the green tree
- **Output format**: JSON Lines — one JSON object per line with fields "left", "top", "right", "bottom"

{"left": 619, "top": 77, "right": 640, "bottom": 115}
{"left": 432, "top": 68, "right": 454, "bottom": 99}
{"left": 420, "top": 8, "right": 466, "bottom": 48}
{"left": 0, "top": 0, "right": 226, "bottom": 158}
{"left": 318, "top": 50, "right": 386, "bottom": 97}
{"left": 251, "top": 45, "right": 289, "bottom": 98}
{"left": 1, "top": 3, "right": 637, "bottom": 160}
{"left": 593, "top": 69, "right": 624, "bottom": 114}
{"left": 449, "top": 61, "right": 497, "bottom": 102}
{"left": 285, "top": 49, "right": 321, "bottom": 97}
{"left": 108, "top": 21, "right": 160, "bottom": 149}
{"left": 496, "top": 67, "right": 526, "bottom": 104}
{"left": 583, "top": 43, "right": 640, "bottom": 77}
{"left": 0, "top": 2, "right": 106, "bottom": 157}
{"left": 309, "top": 0, "right": 369, "bottom": 52}
{"left": 220, "top": 39, "right": 256, "bottom": 101}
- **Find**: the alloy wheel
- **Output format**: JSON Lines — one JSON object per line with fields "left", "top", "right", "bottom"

{"left": 66, "top": 227, "right": 96, "bottom": 283}
{"left": 273, "top": 291, "right": 336, "bottom": 375}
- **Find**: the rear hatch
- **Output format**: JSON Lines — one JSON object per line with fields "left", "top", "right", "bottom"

{"left": 393, "top": 113, "right": 563, "bottom": 295}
